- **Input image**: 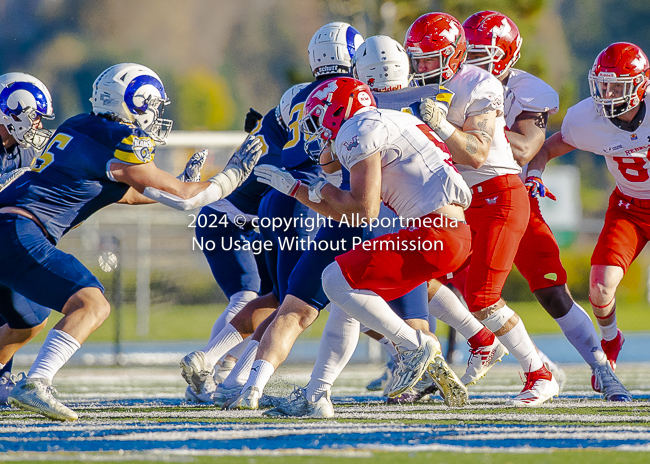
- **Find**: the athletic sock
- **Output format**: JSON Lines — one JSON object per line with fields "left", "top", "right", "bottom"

{"left": 378, "top": 336, "right": 398, "bottom": 359}
{"left": 429, "top": 284, "right": 484, "bottom": 341}
{"left": 203, "top": 324, "right": 244, "bottom": 367}
{"left": 221, "top": 340, "right": 259, "bottom": 389}
{"left": 467, "top": 327, "right": 496, "bottom": 349}
{"left": 207, "top": 291, "right": 257, "bottom": 342}
{"left": 599, "top": 311, "right": 619, "bottom": 341}
{"left": 495, "top": 316, "right": 543, "bottom": 373}
{"left": 307, "top": 304, "right": 361, "bottom": 402}
{"left": 322, "top": 263, "right": 419, "bottom": 350}
{"left": 555, "top": 303, "right": 607, "bottom": 367}
{"left": 242, "top": 359, "right": 275, "bottom": 394}
{"left": 28, "top": 329, "right": 81, "bottom": 382}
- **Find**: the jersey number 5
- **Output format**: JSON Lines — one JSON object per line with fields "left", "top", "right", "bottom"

{"left": 613, "top": 149, "right": 650, "bottom": 183}
{"left": 32, "top": 133, "right": 73, "bottom": 173}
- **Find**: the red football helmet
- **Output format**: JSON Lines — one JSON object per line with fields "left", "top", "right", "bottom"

{"left": 462, "top": 11, "right": 521, "bottom": 78}
{"left": 300, "top": 77, "right": 376, "bottom": 161}
{"left": 589, "top": 42, "right": 650, "bottom": 118}
{"left": 404, "top": 12, "right": 467, "bottom": 85}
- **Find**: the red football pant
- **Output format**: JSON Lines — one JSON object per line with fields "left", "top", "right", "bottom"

{"left": 335, "top": 214, "right": 472, "bottom": 302}
{"left": 592, "top": 188, "right": 650, "bottom": 273}
{"left": 514, "top": 195, "right": 568, "bottom": 292}
{"left": 464, "top": 174, "right": 529, "bottom": 312}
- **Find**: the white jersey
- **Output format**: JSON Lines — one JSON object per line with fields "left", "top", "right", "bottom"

{"left": 444, "top": 64, "right": 521, "bottom": 186}
{"left": 502, "top": 68, "right": 559, "bottom": 178}
{"left": 503, "top": 68, "right": 559, "bottom": 130}
{"left": 562, "top": 98, "right": 650, "bottom": 199}
{"left": 334, "top": 107, "right": 471, "bottom": 219}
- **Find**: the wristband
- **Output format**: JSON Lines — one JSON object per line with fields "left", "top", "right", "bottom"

{"left": 434, "top": 118, "right": 456, "bottom": 141}
{"left": 526, "top": 169, "right": 543, "bottom": 179}
{"left": 289, "top": 180, "right": 301, "bottom": 197}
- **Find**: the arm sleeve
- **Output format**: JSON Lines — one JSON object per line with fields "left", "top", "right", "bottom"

{"left": 142, "top": 183, "right": 224, "bottom": 211}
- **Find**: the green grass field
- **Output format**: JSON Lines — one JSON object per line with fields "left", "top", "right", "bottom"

{"left": 29, "top": 300, "right": 650, "bottom": 344}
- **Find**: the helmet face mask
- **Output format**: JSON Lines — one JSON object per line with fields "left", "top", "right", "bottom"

{"left": 0, "top": 74, "right": 54, "bottom": 150}
{"left": 462, "top": 11, "right": 522, "bottom": 78}
{"left": 92, "top": 63, "right": 173, "bottom": 143}
{"left": 405, "top": 13, "right": 467, "bottom": 86}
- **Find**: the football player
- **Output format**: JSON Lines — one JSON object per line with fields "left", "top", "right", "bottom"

{"left": 410, "top": 12, "right": 558, "bottom": 405}
{"left": 528, "top": 42, "right": 650, "bottom": 401}
{"left": 179, "top": 22, "right": 366, "bottom": 405}
{"left": 462, "top": 11, "right": 630, "bottom": 401}
{"left": 1, "top": 62, "right": 262, "bottom": 421}
{"left": 183, "top": 83, "right": 307, "bottom": 403}
{"left": 0, "top": 73, "right": 54, "bottom": 404}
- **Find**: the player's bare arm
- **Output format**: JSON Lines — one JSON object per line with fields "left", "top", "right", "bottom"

{"left": 444, "top": 110, "right": 496, "bottom": 168}
{"left": 110, "top": 161, "right": 210, "bottom": 199}
{"left": 507, "top": 111, "right": 548, "bottom": 167}
{"left": 527, "top": 131, "right": 576, "bottom": 175}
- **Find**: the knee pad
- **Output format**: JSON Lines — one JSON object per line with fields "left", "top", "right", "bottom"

{"left": 321, "top": 262, "right": 352, "bottom": 301}
{"left": 481, "top": 305, "right": 515, "bottom": 333}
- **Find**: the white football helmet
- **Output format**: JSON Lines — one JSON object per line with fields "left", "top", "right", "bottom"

{"left": 0, "top": 72, "right": 54, "bottom": 151}
{"left": 308, "top": 22, "right": 364, "bottom": 77}
{"left": 91, "top": 63, "right": 172, "bottom": 143}
{"left": 353, "top": 35, "right": 410, "bottom": 92}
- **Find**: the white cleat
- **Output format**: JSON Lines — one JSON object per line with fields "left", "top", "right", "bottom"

{"left": 505, "top": 366, "right": 559, "bottom": 407}
{"left": 180, "top": 351, "right": 216, "bottom": 395}
{"left": 592, "top": 363, "right": 632, "bottom": 402}
{"left": 264, "top": 388, "right": 334, "bottom": 418}
{"left": 428, "top": 354, "right": 469, "bottom": 407}
{"left": 223, "top": 385, "right": 261, "bottom": 410}
{"left": 214, "top": 359, "right": 236, "bottom": 384}
{"left": 8, "top": 376, "right": 78, "bottom": 421}
{"left": 367, "top": 359, "right": 397, "bottom": 392}
{"left": 460, "top": 339, "right": 509, "bottom": 386}
{"left": 213, "top": 383, "right": 244, "bottom": 408}
{"left": 0, "top": 372, "right": 17, "bottom": 405}
{"left": 184, "top": 382, "right": 217, "bottom": 404}
{"left": 386, "top": 330, "right": 441, "bottom": 398}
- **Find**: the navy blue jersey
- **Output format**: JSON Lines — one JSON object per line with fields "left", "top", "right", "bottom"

{"left": 280, "top": 79, "right": 333, "bottom": 178}
{"left": 373, "top": 85, "right": 443, "bottom": 118}
{"left": 0, "top": 113, "right": 157, "bottom": 243}
{"left": 227, "top": 107, "right": 286, "bottom": 215}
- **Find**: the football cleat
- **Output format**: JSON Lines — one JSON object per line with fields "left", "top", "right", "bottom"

{"left": 8, "top": 376, "right": 78, "bottom": 421}
{"left": 428, "top": 354, "right": 469, "bottom": 407}
{"left": 386, "top": 330, "right": 441, "bottom": 398}
{"left": 212, "top": 383, "right": 242, "bottom": 408}
{"left": 460, "top": 340, "right": 509, "bottom": 386}
{"left": 180, "top": 351, "right": 216, "bottom": 395}
{"left": 223, "top": 385, "right": 261, "bottom": 410}
{"left": 592, "top": 363, "right": 632, "bottom": 402}
{"left": 387, "top": 371, "right": 439, "bottom": 404}
{"left": 0, "top": 372, "right": 17, "bottom": 405}
{"left": 214, "top": 359, "right": 236, "bottom": 384}
{"left": 543, "top": 359, "right": 567, "bottom": 394}
{"left": 601, "top": 329, "right": 625, "bottom": 371}
{"left": 264, "top": 388, "right": 334, "bottom": 418}
{"left": 367, "top": 358, "right": 396, "bottom": 392}
{"left": 505, "top": 365, "right": 559, "bottom": 407}
{"left": 184, "top": 382, "right": 217, "bottom": 404}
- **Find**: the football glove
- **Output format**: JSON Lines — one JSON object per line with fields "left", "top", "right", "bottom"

{"left": 177, "top": 149, "right": 208, "bottom": 182}
{"left": 254, "top": 164, "right": 301, "bottom": 197}
{"left": 420, "top": 95, "right": 456, "bottom": 140}
{"left": 525, "top": 175, "right": 556, "bottom": 201}
{"left": 0, "top": 167, "right": 30, "bottom": 193}
{"left": 308, "top": 177, "right": 330, "bottom": 203}
{"left": 244, "top": 108, "right": 264, "bottom": 133}
{"left": 209, "top": 136, "right": 263, "bottom": 198}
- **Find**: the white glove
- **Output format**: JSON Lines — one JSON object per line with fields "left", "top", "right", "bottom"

{"left": 420, "top": 97, "right": 456, "bottom": 140}
{"left": 308, "top": 177, "right": 330, "bottom": 203}
{"left": 209, "top": 136, "right": 263, "bottom": 198}
{"left": 254, "top": 164, "right": 301, "bottom": 197}
{"left": 0, "top": 167, "right": 30, "bottom": 193}
{"left": 177, "top": 149, "right": 208, "bottom": 182}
